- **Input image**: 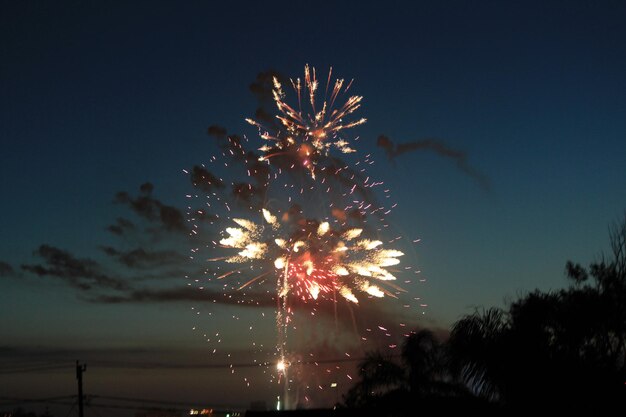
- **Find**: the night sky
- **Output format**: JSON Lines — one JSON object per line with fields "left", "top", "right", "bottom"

{"left": 2, "top": 0, "right": 626, "bottom": 414}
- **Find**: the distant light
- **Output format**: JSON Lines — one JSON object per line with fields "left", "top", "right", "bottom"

{"left": 190, "top": 409, "right": 213, "bottom": 416}
{"left": 330, "top": 382, "right": 338, "bottom": 388}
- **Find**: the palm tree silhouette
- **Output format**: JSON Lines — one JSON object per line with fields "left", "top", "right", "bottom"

{"left": 448, "top": 307, "right": 507, "bottom": 402}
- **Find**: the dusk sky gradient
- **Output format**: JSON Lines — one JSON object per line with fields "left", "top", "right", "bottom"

{"left": 1, "top": 0, "right": 626, "bottom": 413}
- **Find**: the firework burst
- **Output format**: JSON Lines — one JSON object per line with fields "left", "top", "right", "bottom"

{"left": 216, "top": 208, "right": 404, "bottom": 304}
{"left": 246, "top": 64, "right": 366, "bottom": 179}
{"left": 214, "top": 207, "right": 407, "bottom": 407}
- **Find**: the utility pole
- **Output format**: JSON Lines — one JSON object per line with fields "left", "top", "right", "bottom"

{"left": 76, "top": 360, "right": 87, "bottom": 417}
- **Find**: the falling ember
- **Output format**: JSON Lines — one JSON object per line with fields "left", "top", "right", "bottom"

{"left": 247, "top": 64, "right": 366, "bottom": 178}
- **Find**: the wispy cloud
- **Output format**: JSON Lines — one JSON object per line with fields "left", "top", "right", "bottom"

{"left": 87, "top": 286, "right": 275, "bottom": 307}
{"left": 248, "top": 69, "right": 284, "bottom": 127}
{"left": 21, "top": 245, "right": 130, "bottom": 291}
{"left": 377, "top": 134, "right": 491, "bottom": 191}
{"left": 114, "top": 182, "right": 186, "bottom": 233}
{"left": 0, "top": 261, "right": 15, "bottom": 277}
{"left": 99, "top": 246, "right": 187, "bottom": 269}
{"left": 106, "top": 217, "right": 136, "bottom": 236}
{"left": 189, "top": 165, "right": 224, "bottom": 193}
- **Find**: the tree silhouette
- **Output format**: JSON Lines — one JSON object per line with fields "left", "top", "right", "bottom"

{"left": 344, "top": 214, "right": 626, "bottom": 412}
{"left": 448, "top": 215, "right": 626, "bottom": 411}
{"left": 343, "top": 329, "right": 468, "bottom": 409}
{"left": 448, "top": 307, "right": 507, "bottom": 401}
{"left": 402, "top": 329, "right": 466, "bottom": 398}
{"left": 342, "top": 351, "right": 405, "bottom": 408}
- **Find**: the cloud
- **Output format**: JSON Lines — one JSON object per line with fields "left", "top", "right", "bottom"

{"left": 21, "top": 245, "right": 129, "bottom": 291}
{"left": 13, "top": 238, "right": 244, "bottom": 303}
{"left": 0, "top": 261, "right": 15, "bottom": 277}
{"left": 83, "top": 280, "right": 427, "bottom": 345}
{"left": 114, "top": 182, "right": 186, "bottom": 233}
{"left": 99, "top": 247, "right": 187, "bottom": 269}
{"left": 231, "top": 182, "right": 262, "bottom": 204}
{"left": 189, "top": 165, "right": 224, "bottom": 193}
{"left": 206, "top": 125, "right": 246, "bottom": 161}
{"left": 87, "top": 286, "right": 275, "bottom": 306}
{"left": 207, "top": 125, "right": 227, "bottom": 138}
{"left": 0, "top": 345, "right": 232, "bottom": 369}
{"left": 159, "top": 205, "right": 186, "bottom": 232}
{"left": 325, "top": 156, "right": 377, "bottom": 204}
{"left": 249, "top": 70, "right": 283, "bottom": 110}
{"left": 243, "top": 151, "right": 271, "bottom": 185}
{"left": 188, "top": 208, "right": 218, "bottom": 224}
{"left": 300, "top": 297, "right": 417, "bottom": 338}
{"left": 377, "top": 135, "right": 491, "bottom": 191}
{"left": 20, "top": 244, "right": 216, "bottom": 302}
{"left": 247, "top": 69, "right": 288, "bottom": 129}
{"left": 76, "top": 269, "right": 410, "bottom": 331}
{"left": 106, "top": 217, "right": 136, "bottom": 236}
{"left": 203, "top": 126, "right": 271, "bottom": 210}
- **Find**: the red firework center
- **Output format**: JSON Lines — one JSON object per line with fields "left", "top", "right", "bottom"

{"left": 286, "top": 253, "right": 340, "bottom": 301}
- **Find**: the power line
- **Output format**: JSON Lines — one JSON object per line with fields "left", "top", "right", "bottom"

{"left": 63, "top": 398, "right": 77, "bottom": 417}
{"left": 0, "top": 395, "right": 243, "bottom": 412}
{"left": 0, "top": 363, "right": 73, "bottom": 374}
{"left": 83, "top": 402, "right": 188, "bottom": 413}
{"left": 0, "top": 396, "right": 77, "bottom": 407}
{"left": 0, "top": 395, "right": 77, "bottom": 402}
{"left": 87, "top": 394, "right": 239, "bottom": 410}
{"left": 0, "top": 360, "right": 69, "bottom": 369}
{"left": 0, "top": 354, "right": 393, "bottom": 375}
{"left": 88, "top": 395, "right": 205, "bottom": 407}
{"left": 90, "top": 354, "right": 388, "bottom": 368}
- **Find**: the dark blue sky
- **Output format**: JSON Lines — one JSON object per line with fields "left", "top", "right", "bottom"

{"left": 2, "top": 0, "right": 626, "bottom": 412}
